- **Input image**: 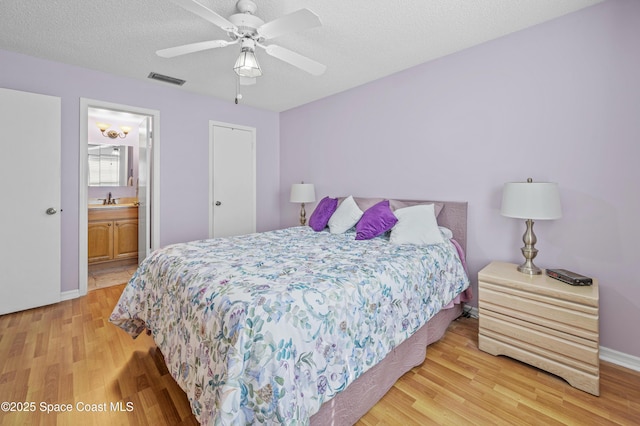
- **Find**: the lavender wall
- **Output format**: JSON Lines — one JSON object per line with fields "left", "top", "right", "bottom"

{"left": 1, "top": 49, "right": 280, "bottom": 294}
{"left": 280, "top": 0, "right": 640, "bottom": 357}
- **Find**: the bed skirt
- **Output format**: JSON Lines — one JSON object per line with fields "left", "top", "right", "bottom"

{"left": 310, "top": 303, "right": 463, "bottom": 425}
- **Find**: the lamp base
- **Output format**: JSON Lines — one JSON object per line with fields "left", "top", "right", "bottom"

{"left": 299, "top": 203, "right": 307, "bottom": 226}
{"left": 518, "top": 219, "right": 542, "bottom": 275}
{"left": 517, "top": 260, "right": 542, "bottom": 275}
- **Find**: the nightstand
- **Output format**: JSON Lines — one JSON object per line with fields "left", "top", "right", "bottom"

{"left": 478, "top": 261, "right": 599, "bottom": 396}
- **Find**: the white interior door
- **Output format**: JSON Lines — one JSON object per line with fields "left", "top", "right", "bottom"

{"left": 0, "top": 88, "right": 61, "bottom": 314}
{"left": 210, "top": 123, "right": 256, "bottom": 238}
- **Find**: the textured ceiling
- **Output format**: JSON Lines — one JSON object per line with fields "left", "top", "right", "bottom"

{"left": 0, "top": 0, "right": 602, "bottom": 112}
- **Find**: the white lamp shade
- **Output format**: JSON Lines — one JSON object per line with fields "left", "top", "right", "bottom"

{"left": 290, "top": 183, "right": 315, "bottom": 203}
{"left": 501, "top": 181, "right": 562, "bottom": 220}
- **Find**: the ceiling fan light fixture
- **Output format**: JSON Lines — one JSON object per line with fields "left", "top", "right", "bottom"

{"left": 160, "top": 0, "right": 326, "bottom": 97}
{"left": 234, "top": 48, "right": 262, "bottom": 78}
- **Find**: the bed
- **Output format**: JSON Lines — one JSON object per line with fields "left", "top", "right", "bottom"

{"left": 110, "top": 198, "right": 471, "bottom": 425}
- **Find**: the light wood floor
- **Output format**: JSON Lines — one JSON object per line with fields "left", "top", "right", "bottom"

{"left": 1, "top": 284, "right": 638, "bottom": 426}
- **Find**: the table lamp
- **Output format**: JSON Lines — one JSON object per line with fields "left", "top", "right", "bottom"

{"left": 290, "top": 182, "right": 315, "bottom": 226}
{"left": 501, "top": 178, "right": 562, "bottom": 275}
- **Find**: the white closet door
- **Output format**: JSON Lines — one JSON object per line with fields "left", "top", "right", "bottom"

{"left": 0, "top": 88, "right": 61, "bottom": 314}
{"left": 210, "top": 123, "right": 256, "bottom": 238}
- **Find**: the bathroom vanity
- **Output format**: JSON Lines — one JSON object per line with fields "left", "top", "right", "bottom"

{"left": 88, "top": 205, "right": 138, "bottom": 269}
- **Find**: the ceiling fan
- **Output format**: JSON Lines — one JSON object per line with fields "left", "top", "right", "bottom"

{"left": 157, "top": 0, "right": 327, "bottom": 86}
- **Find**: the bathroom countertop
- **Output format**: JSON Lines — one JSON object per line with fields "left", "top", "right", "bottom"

{"left": 88, "top": 203, "right": 137, "bottom": 209}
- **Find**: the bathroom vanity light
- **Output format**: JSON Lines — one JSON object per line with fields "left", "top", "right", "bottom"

{"left": 97, "top": 122, "right": 131, "bottom": 139}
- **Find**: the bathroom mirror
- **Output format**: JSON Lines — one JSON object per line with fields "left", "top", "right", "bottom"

{"left": 88, "top": 144, "right": 134, "bottom": 187}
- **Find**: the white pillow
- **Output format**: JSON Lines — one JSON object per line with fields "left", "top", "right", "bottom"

{"left": 390, "top": 204, "right": 444, "bottom": 245}
{"left": 328, "top": 195, "right": 364, "bottom": 234}
{"left": 439, "top": 226, "right": 453, "bottom": 240}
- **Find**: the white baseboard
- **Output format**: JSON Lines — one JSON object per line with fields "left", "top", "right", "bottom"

{"left": 600, "top": 346, "right": 640, "bottom": 372}
{"left": 468, "top": 306, "right": 640, "bottom": 372}
{"left": 60, "top": 289, "right": 80, "bottom": 301}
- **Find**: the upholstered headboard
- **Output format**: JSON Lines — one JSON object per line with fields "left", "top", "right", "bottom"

{"left": 337, "top": 197, "right": 468, "bottom": 253}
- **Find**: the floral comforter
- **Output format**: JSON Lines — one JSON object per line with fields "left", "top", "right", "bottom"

{"left": 109, "top": 227, "right": 469, "bottom": 425}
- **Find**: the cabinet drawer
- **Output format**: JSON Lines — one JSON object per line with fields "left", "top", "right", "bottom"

{"left": 480, "top": 282, "right": 598, "bottom": 336}
{"left": 480, "top": 310, "right": 599, "bottom": 367}
{"left": 478, "top": 334, "right": 600, "bottom": 395}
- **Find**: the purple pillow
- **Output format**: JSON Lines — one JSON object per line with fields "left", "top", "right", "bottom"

{"left": 355, "top": 200, "right": 398, "bottom": 240}
{"left": 309, "top": 196, "right": 338, "bottom": 231}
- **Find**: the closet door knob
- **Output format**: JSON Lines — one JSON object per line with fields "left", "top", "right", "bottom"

{"left": 215, "top": 201, "right": 222, "bottom": 206}
{"left": 46, "top": 208, "right": 57, "bottom": 215}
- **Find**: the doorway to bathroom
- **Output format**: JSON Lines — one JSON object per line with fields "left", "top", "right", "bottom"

{"left": 79, "top": 98, "right": 160, "bottom": 295}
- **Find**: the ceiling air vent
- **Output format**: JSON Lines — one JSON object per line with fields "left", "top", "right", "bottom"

{"left": 147, "top": 72, "right": 186, "bottom": 86}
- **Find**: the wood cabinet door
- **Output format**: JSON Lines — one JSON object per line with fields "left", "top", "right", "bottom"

{"left": 88, "top": 221, "right": 114, "bottom": 263}
{"left": 114, "top": 219, "right": 139, "bottom": 260}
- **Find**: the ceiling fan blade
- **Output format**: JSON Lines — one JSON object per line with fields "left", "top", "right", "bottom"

{"left": 170, "top": 0, "right": 237, "bottom": 32}
{"left": 239, "top": 76, "right": 256, "bottom": 86}
{"left": 156, "top": 39, "right": 233, "bottom": 58}
{"left": 257, "top": 8, "right": 321, "bottom": 39}
{"left": 263, "top": 45, "right": 326, "bottom": 76}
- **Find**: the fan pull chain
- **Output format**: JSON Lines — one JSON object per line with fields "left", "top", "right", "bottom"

{"left": 235, "top": 76, "right": 243, "bottom": 104}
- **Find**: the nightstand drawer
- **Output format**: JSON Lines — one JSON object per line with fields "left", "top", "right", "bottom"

{"left": 480, "top": 310, "right": 599, "bottom": 367}
{"left": 478, "top": 334, "right": 600, "bottom": 396}
{"left": 480, "top": 282, "right": 598, "bottom": 337}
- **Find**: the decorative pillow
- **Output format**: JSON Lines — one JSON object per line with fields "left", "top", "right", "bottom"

{"left": 308, "top": 196, "right": 338, "bottom": 231}
{"left": 355, "top": 200, "right": 398, "bottom": 240}
{"left": 336, "top": 197, "right": 385, "bottom": 213}
{"left": 439, "top": 226, "right": 453, "bottom": 240}
{"left": 328, "top": 195, "right": 364, "bottom": 234}
{"left": 389, "top": 204, "right": 444, "bottom": 245}
{"left": 389, "top": 200, "right": 444, "bottom": 218}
